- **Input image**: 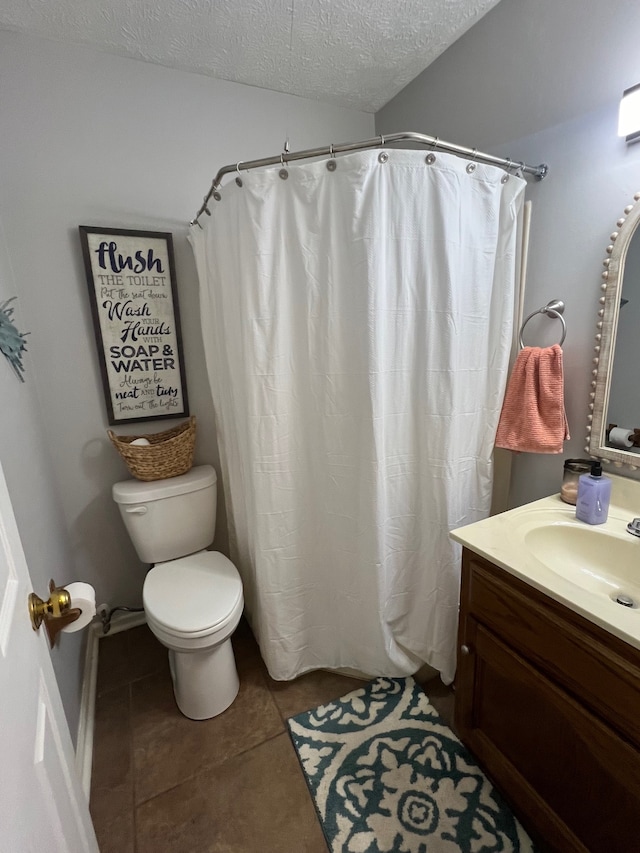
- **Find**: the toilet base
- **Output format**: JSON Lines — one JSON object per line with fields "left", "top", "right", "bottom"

{"left": 168, "top": 638, "right": 240, "bottom": 720}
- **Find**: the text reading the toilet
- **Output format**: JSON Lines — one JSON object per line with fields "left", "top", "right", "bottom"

{"left": 80, "top": 228, "right": 189, "bottom": 424}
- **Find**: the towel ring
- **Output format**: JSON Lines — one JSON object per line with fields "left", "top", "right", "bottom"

{"left": 519, "top": 299, "right": 566, "bottom": 349}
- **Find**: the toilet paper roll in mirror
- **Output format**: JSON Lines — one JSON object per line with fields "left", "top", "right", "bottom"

{"left": 62, "top": 582, "right": 96, "bottom": 633}
{"left": 609, "top": 427, "right": 634, "bottom": 448}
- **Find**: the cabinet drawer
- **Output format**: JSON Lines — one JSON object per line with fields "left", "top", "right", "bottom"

{"left": 463, "top": 551, "right": 640, "bottom": 748}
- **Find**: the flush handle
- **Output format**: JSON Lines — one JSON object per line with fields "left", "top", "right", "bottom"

{"left": 125, "top": 505, "right": 148, "bottom": 515}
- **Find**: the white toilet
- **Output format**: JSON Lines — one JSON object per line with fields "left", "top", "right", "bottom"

{"left": 112, "top": 465, "right": 244, "bottom": 720}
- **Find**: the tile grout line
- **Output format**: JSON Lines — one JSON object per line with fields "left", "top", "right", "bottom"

{"left": 131, "top": 645, "right": 288, "bottom": 810}
{"left": 133, "top": 728, "right": 288, "bottom": 810}
{"left": 254, "top": 658, "right": 292, "bottom": 731}
{"left": 266, "top": 675, "right": 291, "bottom": 731}
{"left": 122, "top": 629, "right": 139, "bottom": 853}
{"left": 97, "top": 658, "right": 168, "bottom": 699}
{"left": 129, "top": 680, "right": 138, "bottom": 853}
{"left": 251, "top": 660, "right": 330, "bottom": 842}
{"left": 125, "top": 630, "right": 137, "bottom": 853}
{"left": 120, "top": 625, "right": 363, "bottom": 823}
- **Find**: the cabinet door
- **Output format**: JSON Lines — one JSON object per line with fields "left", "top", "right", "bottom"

{"left": 456, "top": 619, "right": 640, "bottom": 853}
{"left": 465, "top": 553, "right": 640, "bottom": 749}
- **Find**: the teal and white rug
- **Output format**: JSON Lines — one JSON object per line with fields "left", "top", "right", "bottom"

{"left": 288, "top": 677, "right": 535, "bottom": 853}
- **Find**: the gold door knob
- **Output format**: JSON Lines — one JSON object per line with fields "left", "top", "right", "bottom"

{"left": 28, "top": 580, "right": 81, "bottom": 647}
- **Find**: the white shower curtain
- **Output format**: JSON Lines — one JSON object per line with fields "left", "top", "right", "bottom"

{"left": 190, "top": 149, "right": 525, "bottom": 684}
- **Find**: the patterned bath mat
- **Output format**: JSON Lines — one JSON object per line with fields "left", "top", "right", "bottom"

{"left": 288, "top": 676, "right": 535, "bottom": 853}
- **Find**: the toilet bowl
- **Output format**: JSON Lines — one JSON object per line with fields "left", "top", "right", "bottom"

{"left": 112, "top": 465, "right": 244, "bottom": 720}
{"left": 144, "top": 550, "right": 244, "bottom": 719}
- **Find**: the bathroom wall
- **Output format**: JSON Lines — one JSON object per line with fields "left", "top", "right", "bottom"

{"left": 0, "top": 30, "right": 373, "bottom": 726}
{"left": 0, "top": 217, "right": 85, "bottom": 740}
{"left": 7, "top": 0, "right": 640, "bottom": 733}
{"left": 377, "top": 0, "right": 640, "bottom": 507}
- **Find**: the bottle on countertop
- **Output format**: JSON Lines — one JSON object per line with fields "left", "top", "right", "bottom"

{"left": 560, "top": 459, "right": 592, "bottom": 505}
{"left": 575, "top": 460, "right": 611, "bottom": 525}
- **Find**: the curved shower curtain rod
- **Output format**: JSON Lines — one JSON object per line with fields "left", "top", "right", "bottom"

{"left": 190, "top": 130, "right": 548, "bottom": 225}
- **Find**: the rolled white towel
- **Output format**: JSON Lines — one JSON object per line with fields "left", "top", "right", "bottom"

{"left": 130, "top": 437, "right": 151, "bottom": 446}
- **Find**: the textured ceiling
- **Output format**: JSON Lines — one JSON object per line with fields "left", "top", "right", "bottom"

{"left": 0, "top": 0, "right": 501, "bottom": 112}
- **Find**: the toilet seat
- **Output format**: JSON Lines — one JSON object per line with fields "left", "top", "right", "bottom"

{"left": 143, "top": 550, "right": 243, "bottom": 639}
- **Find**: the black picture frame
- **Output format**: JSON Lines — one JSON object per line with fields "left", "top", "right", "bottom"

{"left": 79, "top": 226, "right": 189, "bottom": 425}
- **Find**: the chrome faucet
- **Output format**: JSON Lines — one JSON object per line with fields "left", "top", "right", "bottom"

{"left": 626, "top": 518, "right": 640, "bottom": 537}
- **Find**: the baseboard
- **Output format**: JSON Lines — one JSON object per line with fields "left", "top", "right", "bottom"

{"left": 74, "top": 611, "right": 147, "bottom": 799}
{"left": 102, "top": 609, "right": 147, "bottom": 635}
{"left": 75, "top": 623, "right": 100, "bottom": 800}
{"left": 327, "top": 665, "right": 371, "bottom": 681}
{"left": 325, "top": 663, "right": 440, "bottom": 683}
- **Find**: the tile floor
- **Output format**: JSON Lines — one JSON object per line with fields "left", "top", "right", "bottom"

{"left": 90, "top": 619, "right": 455, "bottom": 853}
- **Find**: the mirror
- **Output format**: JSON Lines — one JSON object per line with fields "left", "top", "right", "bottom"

{"left": 589, "top": 191, "right": 640, "bottom": 469}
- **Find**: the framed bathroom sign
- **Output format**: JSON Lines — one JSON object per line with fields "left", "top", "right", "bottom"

{"left": 79, "top": 226, "right": 189, "bottom": 424}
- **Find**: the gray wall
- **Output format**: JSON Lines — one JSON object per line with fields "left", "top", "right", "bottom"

{"left": 7, "top": 0, "right": 640, "bottom": 730}
{"left": 0, "top": 30, "right": 373, "bottom": 730}
{"left": 377, "top": 0, "right": 640, "bottom": 507}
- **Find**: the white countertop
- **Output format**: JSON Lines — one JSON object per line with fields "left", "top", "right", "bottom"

{"left": 450, "top": 473, "right": 640, "bottom": 653}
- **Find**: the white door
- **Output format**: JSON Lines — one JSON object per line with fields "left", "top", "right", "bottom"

{"left": 0, "top": 460, "right": 98, "bottom": 853}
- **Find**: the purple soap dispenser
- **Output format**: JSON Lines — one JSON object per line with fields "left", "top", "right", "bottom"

{"left": 575, "top": 460, "right": 611, "bottom": 525}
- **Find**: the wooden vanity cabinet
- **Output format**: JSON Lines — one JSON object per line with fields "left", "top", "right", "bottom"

{"left": 455, "top": 548, "right": 640, "bottom": 853}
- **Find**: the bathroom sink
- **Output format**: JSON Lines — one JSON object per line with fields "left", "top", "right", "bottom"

{"left": 450, "top": 476, "right": 640, "bottom": 655}
{"left": 521, "top": 519, "right": 640, "bottom": 602}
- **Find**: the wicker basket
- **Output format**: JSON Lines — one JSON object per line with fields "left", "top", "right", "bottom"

{"left": 107, "top": 416, "right": 196, "bottom": 481}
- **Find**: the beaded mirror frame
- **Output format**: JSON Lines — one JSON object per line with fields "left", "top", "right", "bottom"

{"left": 588, "top": 191, "right": 640, "bottom": 471}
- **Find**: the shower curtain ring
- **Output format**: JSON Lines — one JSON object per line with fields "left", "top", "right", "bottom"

{"left": 235, "top": 162, "right": 244, "bottom": 187}
{"left": 379, "top": 134, "right": 385, "bottom": 146}
{"left": 466, "top": 147, "right": 478, "bottom": 173}
{"left": 326, "top": 143, "right": 338, "bottom": 171}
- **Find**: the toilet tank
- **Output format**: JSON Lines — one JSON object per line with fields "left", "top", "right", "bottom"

{"left": 112, "top": 465, "right": 217, "bottom": 564}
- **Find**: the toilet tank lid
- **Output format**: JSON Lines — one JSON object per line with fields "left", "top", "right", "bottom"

{"left": 112, "top": 464, "right": 217, "bottom": 504}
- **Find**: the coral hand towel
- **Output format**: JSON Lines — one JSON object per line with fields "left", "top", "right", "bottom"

{"left": 495, "top": 344, "right": 569, "bottom": 453}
